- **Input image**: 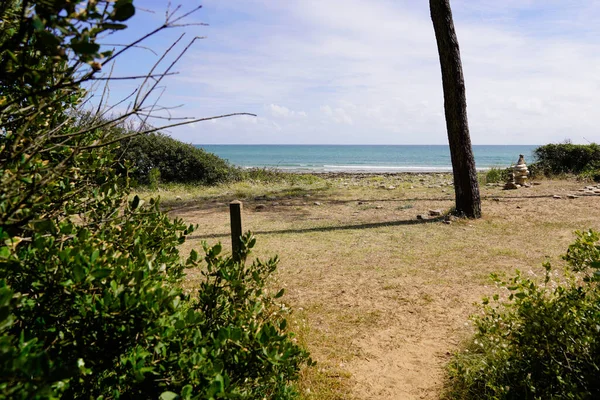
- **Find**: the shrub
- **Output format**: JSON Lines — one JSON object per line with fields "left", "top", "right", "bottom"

{"left": 533, "top": 142, "right": 600, "bottom": 176}
{"left": 118, "top": 133, "right": 241, "bottom": 186}
{"left": 1, "top": 1, "right": 310, "bottom": 398}
{"left": 484, "top": 167, "right": 511, "bottom": 184}
{"left": 447, "top": 230, "right": 600, "bottom": 399}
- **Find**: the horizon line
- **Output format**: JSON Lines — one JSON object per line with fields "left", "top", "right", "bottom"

{"left": 193, "top": 143, "right": 543, "bottom": 146}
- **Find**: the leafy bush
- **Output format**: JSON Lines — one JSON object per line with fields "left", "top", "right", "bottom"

{"left": 534, "top": 142, "right": 600, "bottom": 176}
{"left": 1, "top": 1, "right": 310, "bottom": 398}
{"left": 447, "top": 230, "right": 600, "bottom": 399}
{"left": 118, "top": 133, "right": 241, "bottom": 186}
{"left": 484, "top": 167, "right": 511, "bottom": 184}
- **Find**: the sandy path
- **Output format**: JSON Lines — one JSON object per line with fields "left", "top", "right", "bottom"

{"left": 173, "top": 177, "right": 600, "bottom": 399}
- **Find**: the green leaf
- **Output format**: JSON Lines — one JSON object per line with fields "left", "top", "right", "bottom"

{"left": 0, "top": 247, "right": 10, "bottom": 259}
{"left": 91, "top": 269, "right": 111, "bottom": 279}
{"left": 181, "top": 385, "right": 193, "bottom": 398}
{"left": 102, "top": 23, "right": 128, "bottom": 30}
{"left": 70, "top": 40, "right": 101, "bottom": 55}
{"left": 90, "top": 249, "right": 100, "bottom": 263}
{"left": 274, "top": 288, "right": 285, "bottom": 298}
{"left": 159, "top": 392, "right": 179, "bottom": 400}
{"left": 73, "top": 263, "right": 85, "bottom": 282}
{"left": 111, "top": 3, "right": 136, "bottom": 21}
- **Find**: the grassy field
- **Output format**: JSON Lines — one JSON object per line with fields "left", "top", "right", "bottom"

{"left": 136, "top": 173, "right": 600, "bottom": 400}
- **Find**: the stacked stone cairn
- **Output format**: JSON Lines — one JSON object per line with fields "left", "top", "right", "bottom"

{"left": 504, "top": 154, "right": 529, "bottom": 190}
{"left": 513, "top": 155, "right": 529, "bottom": 186}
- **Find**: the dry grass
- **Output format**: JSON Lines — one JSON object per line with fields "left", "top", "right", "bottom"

{"left": 139, "top": 173, "right": 600, "bottom": 400}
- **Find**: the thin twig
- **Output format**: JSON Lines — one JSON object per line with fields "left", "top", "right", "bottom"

{"left": 81, "top": 113, "right": 257, "bottom": 150}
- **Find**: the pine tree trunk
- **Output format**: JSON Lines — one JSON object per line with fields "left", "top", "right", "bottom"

{"left": 430, "top": 0, "right": 481, "bottom": 218}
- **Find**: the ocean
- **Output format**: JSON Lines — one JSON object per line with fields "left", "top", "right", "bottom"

{"left": 196, "top": 145, "right": 539, "bottom": 173}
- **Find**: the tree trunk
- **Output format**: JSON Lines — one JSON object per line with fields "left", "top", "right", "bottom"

{"left": 430, "top": 0, "right": 481, "bottom": 218}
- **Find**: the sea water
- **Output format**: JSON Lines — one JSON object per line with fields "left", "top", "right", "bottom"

{"left": 197, "top": 145, "right": 538, "bottom": 173}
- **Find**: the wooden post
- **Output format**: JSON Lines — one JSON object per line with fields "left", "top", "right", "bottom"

{"left": 229, "top": 200, "right": 243, "bottom": 261}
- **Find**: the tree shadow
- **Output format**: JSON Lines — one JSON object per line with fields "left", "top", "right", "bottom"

{"left": 188, "top": 216, "right": 446, "bottom": 240}
{"left": 167, "top": 193, "right": 571, "bottom": 215}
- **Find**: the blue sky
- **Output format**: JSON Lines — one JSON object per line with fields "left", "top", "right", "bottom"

{"left": 98, "top": 1, "right": 600, "bottom": 145}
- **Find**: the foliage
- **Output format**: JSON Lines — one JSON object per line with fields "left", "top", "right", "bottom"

{"left": 533, "top": 142, "right": 600, "bottom": 177}
{"left": 1, "top": 1, "right": 310, "bottom": 399}
{"left": 118, "top": 133, "right": 242, "bottom": 186}
{"left": 484, "top": 167, "right": 511, "bottom": 184}
{"left": 447, "top": 230, "right": 600, "bottom": 399}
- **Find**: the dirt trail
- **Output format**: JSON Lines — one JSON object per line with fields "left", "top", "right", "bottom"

{"left": 174, "top": 177, "right": 600, "bottom": 399}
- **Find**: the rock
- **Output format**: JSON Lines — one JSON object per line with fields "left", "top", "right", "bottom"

{"left": 586, "top": 186, "right": 595, "bottom": 190}
{"left": 416, "top": 214, "right": 426, "bottom": 220}
{"left": 272, "top": 202, "right": 280, "bottom": 206}
{"left": 375, "top": 205, "right": 383, "bottom": 209}
{"left": 358, "top": 201, "right": 368, "bottom": 205}
{"left": 410, "top": 185, "right": 414, "bottom": 189}
{"left": 387, "top": 186, "right": 396, "bottom": 190}
{"left": 429, "top": 209, "right": 443, "bottom": 216}
{"left": 516, "top": 206, "right": 521, "bottom": 209}
{"left": 553, "top": 195, "right": 562, "bottom": 199}
{"left": 578, "top": 189, "right": 586, "bottom": 192}
{"left": 175, "top": 196, "right": 182, "bottom": 201}
{"left": 504, "top": 182, "right": 518, "bottom": 190}
{"left": 255, "top": 204, "right": 267, "bottom": 211}
{"left": 442, "top": 220, "right": 452, "bottom": 225}
{"left": 567, "top": 195, "right": 579, "bottom": 199}
{"left": 313, "top": 201, "right": 322, "bottom": 206}
{"left": 513, "top": 154, "right": 529, "bottom": 186}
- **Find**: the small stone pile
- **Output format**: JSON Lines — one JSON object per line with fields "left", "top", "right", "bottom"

{"left": 504, "top": 154, "right": 530, "bottom": 190}
{"left": 513, "top": 154, "right": 529, "bottom": 186}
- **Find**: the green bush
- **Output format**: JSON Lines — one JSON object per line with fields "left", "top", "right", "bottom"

{"left": 1, "top": 1, "right": 310, "bottom": 398}
{"left": 534, "top": 142, "right": 600, "bottom": 176}
{"left": 118, "top": 133, "right": 241, "bottom": 186}
{"left": 447, "top": 230, "right": 600, "bottom": 399}
{"left": 484, "top": 167, "right": 511, "bottom": 184}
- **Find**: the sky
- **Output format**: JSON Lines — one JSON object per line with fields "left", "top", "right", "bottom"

{"left": 98, "top": 0, "right": 600, "bottom": 145}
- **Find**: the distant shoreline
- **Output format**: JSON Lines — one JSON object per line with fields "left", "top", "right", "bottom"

{"left": 200, "top": 144, "right": 533, "bottom": 173}
{"left": 242, "top": 166, "right": 501, "bottom": 175}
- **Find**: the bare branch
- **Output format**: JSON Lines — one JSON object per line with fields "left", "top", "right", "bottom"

{"left": 99, "top": 43, "right": 158, "bottom": 56}
{"left": 81, "top": 113, "right": 257, "bottom": 150}
{"left": 90, "top": 72, "right": 179, "bottom": 81}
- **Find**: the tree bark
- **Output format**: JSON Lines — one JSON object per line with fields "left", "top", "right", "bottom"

{"left": 430, "top": 0, "right": 481, "bottom": 218}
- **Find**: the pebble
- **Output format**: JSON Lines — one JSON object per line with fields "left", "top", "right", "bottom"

{"left": 553, "top": 195, "right": 562, "bottom": 199}
{"left": 314, "top": 201, "right": 322, "bottom": 206}
{"left": 428, "top": 209, "right": 443, "bottom": 216}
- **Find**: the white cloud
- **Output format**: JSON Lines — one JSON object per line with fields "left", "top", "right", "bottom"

{"left": 321, "top": 105, "right": 353, "bottom": 125}
{"left": 109, "top": 0, "right": 600, "bottom": 144}
{"left": 269, "top": 104, "right": 307, "bottom": 118}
